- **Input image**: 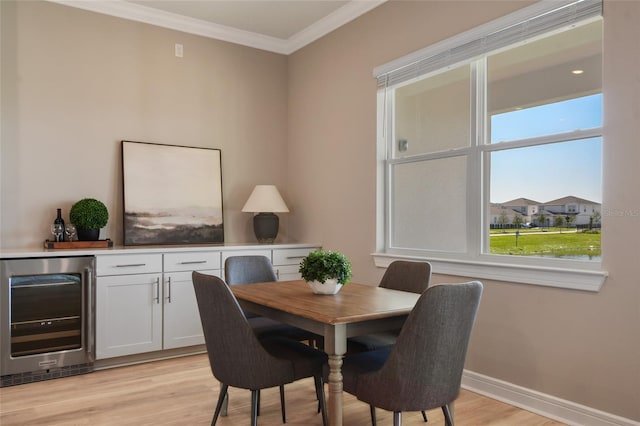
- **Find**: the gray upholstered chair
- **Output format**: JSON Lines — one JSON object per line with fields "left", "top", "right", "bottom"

{"left": 340, "top": 281, "right": 483, "bottom": 426}
{"left": 347, "top": 260, "right": 432, "bottom": 353}
{"left": 225, "top": 255, "right": 321, "bottom": 343}
{"left": 192, "top": 271, "right": 328, "bottom": 426}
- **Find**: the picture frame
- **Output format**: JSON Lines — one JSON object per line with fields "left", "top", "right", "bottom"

{"left": 121, "top": 140, "right": 224, "bottom": 245}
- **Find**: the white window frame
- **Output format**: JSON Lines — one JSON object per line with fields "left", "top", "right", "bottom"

{"left": 373, "top": 0, "right": 608, "bottom": 292}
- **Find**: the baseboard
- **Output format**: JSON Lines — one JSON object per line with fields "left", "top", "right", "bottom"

{"left": 462, "top": 370, "right": 640, "bottom": 426}
{"left": 94, "top": 345, "right": 206, "bottom": 370}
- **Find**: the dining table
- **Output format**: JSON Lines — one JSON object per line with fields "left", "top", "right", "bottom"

{"left": 230, "top": 279, "right": 420, "bottom": 426}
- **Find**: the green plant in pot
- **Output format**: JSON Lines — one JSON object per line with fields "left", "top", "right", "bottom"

{"left": 69, "top": 198, "right": 109, "bottom": 241}
{"left": 299, "top": 249, "right": 352, "bottom": 294}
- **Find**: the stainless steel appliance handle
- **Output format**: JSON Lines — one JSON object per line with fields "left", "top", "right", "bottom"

{"left": 85, "top": 266, "right": 95, "bottom": 358}
{"left": 154, "top": 277, "right": 160, "bottom": 304}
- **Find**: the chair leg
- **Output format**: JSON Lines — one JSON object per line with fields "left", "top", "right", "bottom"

{"left": 212, "top": 384, "right": 229, "bottom": 426}
{"left": 219, "top": 382, "right": 229, "bottom": 417}
{"left": 369, "top": 405, "right": 377, "bottom": 426}
{"left": 279, "top": 385, "right": 286, "bottom": 423}
{"left": 251, "top": 390, "right": 259, "bottom": 426}
{"left": 421, "top": 410, "right": 428, "bottom": 422}
{"left": 393, "top": 411, "right": 402, "bottom": 426}
{"left": 314, "top": 375, "right": 328, "bottom": 426}
{"left": 257, "top": 389, "right": 261, "bottom": 416}
{"left": 442, "top": 405, "right": 453, "bottom": 426}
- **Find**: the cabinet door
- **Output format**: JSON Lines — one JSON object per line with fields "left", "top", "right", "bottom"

{"left": 163, "top": 270, "right": 220, "bottom": 349}
{"left": 96, "top": 273, "right": 162, "bottom": 359}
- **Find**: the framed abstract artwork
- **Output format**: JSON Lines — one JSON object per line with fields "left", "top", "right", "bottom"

{"left": 121, "top": 140, "right": 224, "bottom": 245}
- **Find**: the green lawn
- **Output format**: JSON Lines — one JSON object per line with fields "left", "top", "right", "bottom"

{"left": 490, "top": 231, "right": 601, "bottom": 258}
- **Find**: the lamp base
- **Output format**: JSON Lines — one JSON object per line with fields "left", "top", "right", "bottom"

{"left": 253, "top": 213, "right": 279, "bottom": 243}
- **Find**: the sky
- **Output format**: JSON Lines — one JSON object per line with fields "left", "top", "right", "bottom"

{"left": 490, "top": 94, "right": 602, "bottom": 204}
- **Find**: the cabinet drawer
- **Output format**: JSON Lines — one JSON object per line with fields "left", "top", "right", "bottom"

{"left": 164, "top": 252, "right": 221, "bottom": 272}
{"left": 272, "top": 247, "right": 317, "bottom": 266}
{"left": 96, "top": 254, "right": 162, "bottom": 276}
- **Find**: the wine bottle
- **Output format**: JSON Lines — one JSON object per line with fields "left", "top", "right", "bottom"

{"left": 54, "top": 208, "right": 65, "bottom": 242}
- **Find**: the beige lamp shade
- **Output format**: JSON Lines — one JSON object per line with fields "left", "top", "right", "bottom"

{"left": 241, "top": 185, "right": 290, "bottom": 213}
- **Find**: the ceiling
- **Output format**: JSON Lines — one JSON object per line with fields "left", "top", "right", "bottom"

{"left": 49, "top": 0, "right": 386, "bottom": 54}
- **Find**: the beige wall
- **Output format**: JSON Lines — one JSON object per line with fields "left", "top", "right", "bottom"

{"left": 288, "top": 0, "right": 639, "bottom": 422}
{"left": 2, "top": 0, "right": 639, "bottom": 422}
{"left": 1, "top": 0, "right": 290, "bottom": 248}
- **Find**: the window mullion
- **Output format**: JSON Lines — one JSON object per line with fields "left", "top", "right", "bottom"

{"left": 467, "top": 59, "right": 486, "bottom": 258}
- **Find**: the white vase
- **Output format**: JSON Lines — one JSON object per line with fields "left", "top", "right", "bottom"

{"left": 307, "top": 278, "right": 343, "bottom": 295}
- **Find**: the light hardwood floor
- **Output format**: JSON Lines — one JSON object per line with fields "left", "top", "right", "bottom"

{"left": 0, "top": 354, "right": 564, "bottom": 425}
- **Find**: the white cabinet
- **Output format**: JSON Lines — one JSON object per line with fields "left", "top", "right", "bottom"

{"left": 96, "top": 251, "right": 221, "bottom": 359}
{"left": 272, "top": 247, "right": 317, "bottom": 281}
{"left": 163, "top": 252, "right": 221, "bottom": 349}
{"left": 96, "top": 254, "right": 163, "bottom": 359}
{"left": 95, "top": 244, "right": 315, "bottom": 360}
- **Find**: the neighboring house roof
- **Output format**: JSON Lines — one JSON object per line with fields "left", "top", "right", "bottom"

{"left": 544, "top": 195, "right": 600, "bottom": 205}
{"left": 500, "top": 197, "right": 541, "bottom": 206}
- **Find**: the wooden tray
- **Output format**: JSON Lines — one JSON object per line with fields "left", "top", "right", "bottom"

{"left": 44, "top": 239, "right": 114, "bottom": 249}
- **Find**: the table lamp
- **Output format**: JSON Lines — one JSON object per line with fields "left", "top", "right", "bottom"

{"left": 242, "top": 185, "right": 289, "bottom": 243}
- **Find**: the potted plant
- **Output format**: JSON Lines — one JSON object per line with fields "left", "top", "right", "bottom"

{"left": 299, "top": 249, "right": 352, "bottom": 294}
{"left": 69, "top": 198, "right": 109, "bottom": 241}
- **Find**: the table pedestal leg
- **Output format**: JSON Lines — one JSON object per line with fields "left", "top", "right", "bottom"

{"left": 325, "top": 323, "right": 346, "bottom": 426}
{"left": 327, "top": 354, "right": 343, "bottom": 426}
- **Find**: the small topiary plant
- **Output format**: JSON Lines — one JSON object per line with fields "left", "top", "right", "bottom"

{"left": 69, "top": 198, "right": 109, "bottom": 230}
{"left": 299, "top": 249, "right": 352, "bottom": 285}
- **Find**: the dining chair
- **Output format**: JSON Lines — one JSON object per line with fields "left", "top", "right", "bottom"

{"left": 192, "top": 271, "right": 328, "bottom": 426}
{"left": 347, "top": 260, "right": 432, "bottom": 353}
{"left": 225, "top": 255, "right": 321, "bottom": 344}
{"left": 339, "top": 281, "right": 483, "bottom": 426}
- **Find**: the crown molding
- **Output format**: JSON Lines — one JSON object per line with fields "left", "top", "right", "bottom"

{"left": 46, "top": 0, "right": 386, "bottom": 55}
{"left": 285, "top": 0, "right": 387, "bottom": 54}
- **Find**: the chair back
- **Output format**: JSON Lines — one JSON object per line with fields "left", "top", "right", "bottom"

{"left": 192, "top": 271, "right": 293, "bottom": 389}
{"left": 356, "top": 281, "right": 483, "bottom": 412}
{"left": 225, "top": 256, "right": 277, "bottom": 318}
{"left": 225, "top": 255, "right": 277, "bottom": 285}
{"left": 379, "top": 260, "right": 432, "bottom": 294}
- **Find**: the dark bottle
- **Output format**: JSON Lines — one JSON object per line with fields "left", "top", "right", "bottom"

{"left": 53, "top": 208, "right": 65, "bottom": 242}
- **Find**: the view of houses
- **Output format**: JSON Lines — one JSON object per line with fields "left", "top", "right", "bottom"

{"left": 490, "top": 196, "right": 602, "bottom": 229}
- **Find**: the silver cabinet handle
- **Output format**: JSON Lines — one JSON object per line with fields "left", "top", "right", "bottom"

{"left": 286, "top": 256, "right": 306, "bottom": 259}
{"left": 116, "top": 263, "right": 146, "bottom": 268}
{"left": 178, "top": 260, "right": 207, "bottom": 265}
{"left": 166, "top": 277, "right": 172, "bottom": 303}
{"left": 153, "top": 277, "right": 160, "bottom": 304}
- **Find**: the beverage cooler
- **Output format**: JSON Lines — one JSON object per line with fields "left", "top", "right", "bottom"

{"left": 0, "top": 256, "right": 95, "bottom": 386}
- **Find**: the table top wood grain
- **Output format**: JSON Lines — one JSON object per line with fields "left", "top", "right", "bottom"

{"left": 230, "top": 280, "right": 420, "bottom": 325}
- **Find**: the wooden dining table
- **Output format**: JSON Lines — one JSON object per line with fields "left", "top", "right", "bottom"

{"left": 230, "top": 280, "right": 420, "bottom": 426}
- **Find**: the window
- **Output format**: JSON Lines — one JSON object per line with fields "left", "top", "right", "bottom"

{"left": 374, "top": 0, "right": 607, "bottom": 291}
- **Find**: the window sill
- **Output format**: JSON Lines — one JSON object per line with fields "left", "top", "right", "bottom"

{"left": 372, "top": 253, "right": 607, "bottom": 292}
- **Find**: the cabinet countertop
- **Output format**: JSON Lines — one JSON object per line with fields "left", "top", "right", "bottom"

{"left": 0, "top": 242, "right": 319, "bottom": 259}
